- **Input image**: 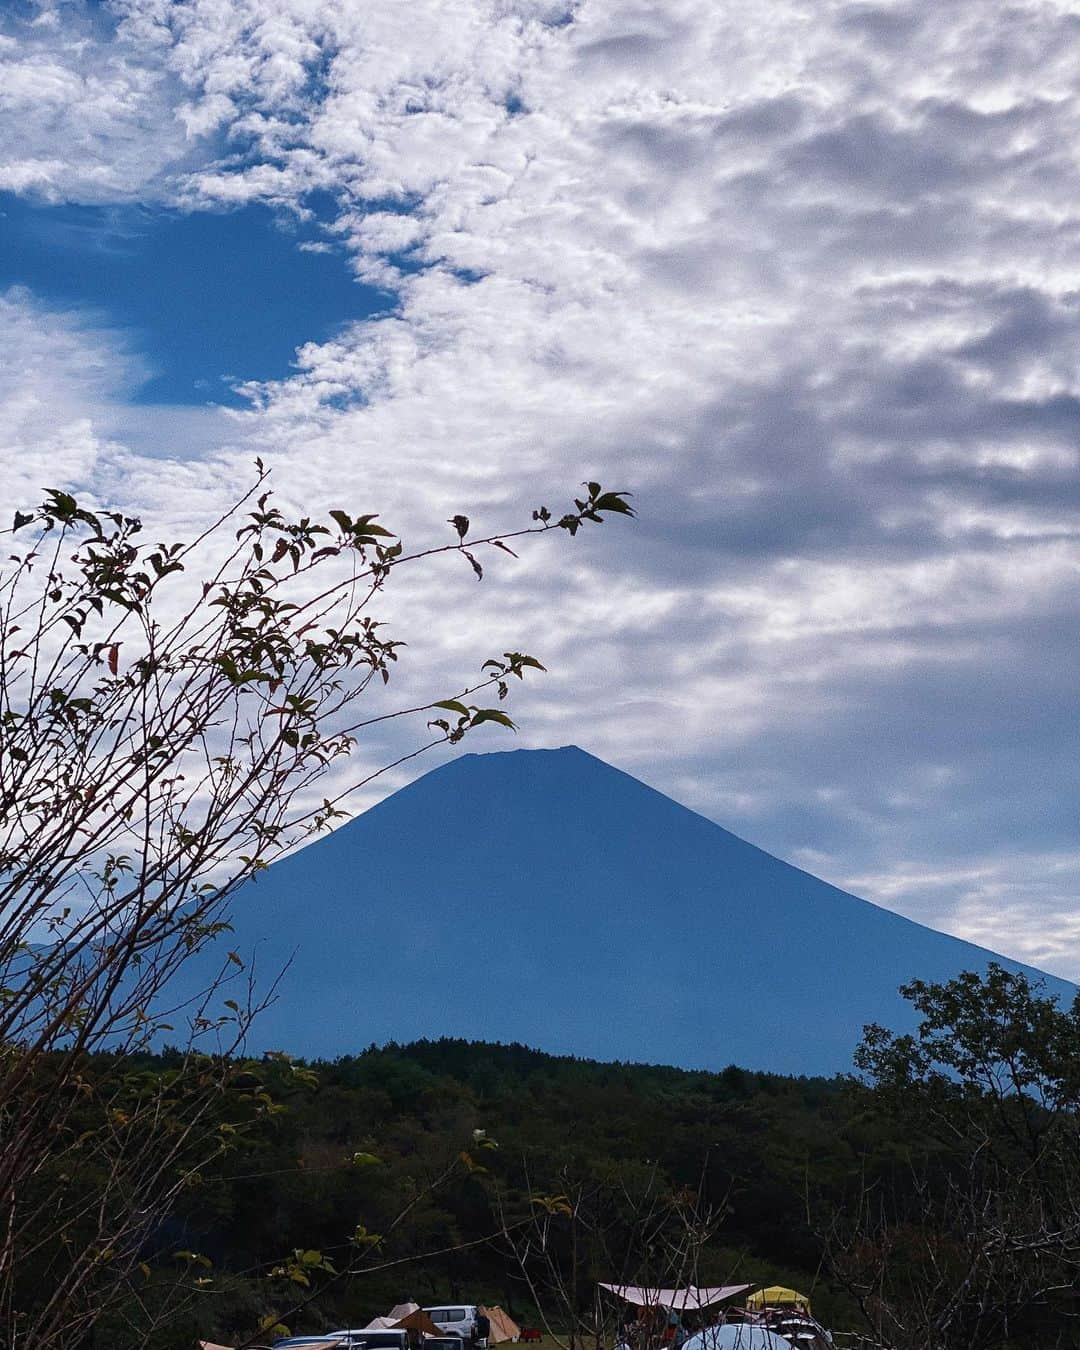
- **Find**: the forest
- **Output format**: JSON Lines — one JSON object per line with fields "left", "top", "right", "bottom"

{"left": 89, "top": 1037, "right": 865, "bottom": 1346}
{"left": 16, "top": 963, "right": 1080, "bottom": 1349}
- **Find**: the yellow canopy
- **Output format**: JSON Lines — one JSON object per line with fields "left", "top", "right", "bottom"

{"left": 745, "top": 1287, "right": 811, "bottom": 1315}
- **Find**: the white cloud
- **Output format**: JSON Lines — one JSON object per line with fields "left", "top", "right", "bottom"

{"left": 0, "top": 3, "right": 199, "bottom": 202}
{"left": 4, "top": 0, "right": 1080, "bottom": 978}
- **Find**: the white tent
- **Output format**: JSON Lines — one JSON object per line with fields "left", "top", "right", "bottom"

{"left": 684, "top": 1329, "right": 790, "bottom": 1350}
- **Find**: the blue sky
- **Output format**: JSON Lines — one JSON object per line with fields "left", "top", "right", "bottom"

{"left": 0, "top": 193, "right": 381, "bottom": 404}
{"left": 2, "top": 0, "right": 1079, "bottom": 981}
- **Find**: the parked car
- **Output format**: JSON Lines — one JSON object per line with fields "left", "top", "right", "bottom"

{"left": 422, "top": 1306, "right": 487, "bottom": 1347}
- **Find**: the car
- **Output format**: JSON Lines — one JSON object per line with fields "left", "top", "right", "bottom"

{"left": 422, "top": 1306, "right": 487, "bottom": 1347}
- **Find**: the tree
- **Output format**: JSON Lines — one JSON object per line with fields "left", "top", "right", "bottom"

{"left": 0, "top": 467, "right": 633, "bottom": 1348}
{"left": 822, "top": 965, "right": 1080, "bottom": 1350}
{"left": 495, "top": 1159, "right": 726, "bottom": 1350}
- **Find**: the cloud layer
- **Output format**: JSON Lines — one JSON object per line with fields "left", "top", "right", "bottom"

{"left": 3, "top": 0, "right": 1080, "bottom": 976}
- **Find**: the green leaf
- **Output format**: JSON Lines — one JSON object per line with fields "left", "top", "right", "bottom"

{"left": 594, "top": 491, "right": 635, "bottom": 516}
{"left": 511, "top": 653, "right": 546, "bottom": 673}
{"left": 46, "top": 490, "right": 78, "bottom": 519}
{"left": 470, "top": 708, "right": 517, "bottom": 730}
{"left": 434, "top": 699, "right": 470, "bottom": 717}
{"left": 353, "top": 515, "right": 395, "bottom": 539}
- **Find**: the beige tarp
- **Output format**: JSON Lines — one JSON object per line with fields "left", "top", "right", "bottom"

{"left": 480, "top": 1306, "right": 521, "bottom": 1344}
{"left": 395, "top": 1311, "right": 442, "bottom": 1336}
{"left": 367, "top": 1309, "right": 441, "bottom": 1336}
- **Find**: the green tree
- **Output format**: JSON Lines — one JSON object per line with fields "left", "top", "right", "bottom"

{"left": 824, "top": 965, "right": 1080, "bottom": 1350}
{"left": 0, "top": 467, "right": 632, "bottom": 1348}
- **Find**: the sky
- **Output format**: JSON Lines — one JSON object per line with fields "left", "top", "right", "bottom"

{"left": 2, "top": 0, "right": 1079, "bottom": 979}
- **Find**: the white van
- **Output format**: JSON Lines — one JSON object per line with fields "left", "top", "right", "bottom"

{"left": 423, "top": 1306, "right": 487, "bottom": 1347}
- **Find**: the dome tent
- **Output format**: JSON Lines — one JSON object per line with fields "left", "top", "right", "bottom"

{"left": 683, "top": 1328, "right": 790, "bottom": 1350}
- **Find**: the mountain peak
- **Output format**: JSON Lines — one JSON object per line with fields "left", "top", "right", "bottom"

{"left": 186, "top": 746, "right": 1072, "bottom": 1076}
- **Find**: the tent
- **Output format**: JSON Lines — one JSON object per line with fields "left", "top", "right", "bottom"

{"left": 744, "top": 1288, "right": 811, "bottom": 1316}
{"left": 479, "top": 1305, "right": 521, "bottom": 1344}
{"left": 599, "top": 1286, "right": 752, "bottom": 1312}
{"left": 683, "top": 1328, "right": 790, "bottom": 1350}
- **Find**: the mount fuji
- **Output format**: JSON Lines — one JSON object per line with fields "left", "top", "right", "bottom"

{"left": 187, "top": 746, "right": 1073, "bottom": 1076}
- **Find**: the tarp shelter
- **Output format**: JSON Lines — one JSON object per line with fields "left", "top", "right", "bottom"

{"left": 479, "top": 1305, "right": 521, "bottom": 1343}
{"left": 600, "top": 1286, "right": 752, "bottom": 1312}
{"left": 395, "top": 1311, "right": 442, "bottom": 1336}
{"left": 366, "top": 1311, "right": 442, "bottom": 1336}
{"left": 389, "top": 1304, "right": 421, "bottom": 1320}
{"left": 744, "top": 1288, "right": 811, "bottom": 1316}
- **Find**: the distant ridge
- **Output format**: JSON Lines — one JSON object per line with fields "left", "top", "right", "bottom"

{"left": 179, "top": 746, "right": 1074, "bottom": 1076}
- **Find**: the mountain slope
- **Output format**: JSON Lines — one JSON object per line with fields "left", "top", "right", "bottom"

{"left": 190, "top": 746, "right": 1073, "bottom": 1075}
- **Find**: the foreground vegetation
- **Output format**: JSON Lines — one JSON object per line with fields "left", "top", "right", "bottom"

{"left": 54, "top": 964, "right": 1080, "bottom": 1350}
{"left": 0, "top": 476, "right": 632, "bottom": 1349}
